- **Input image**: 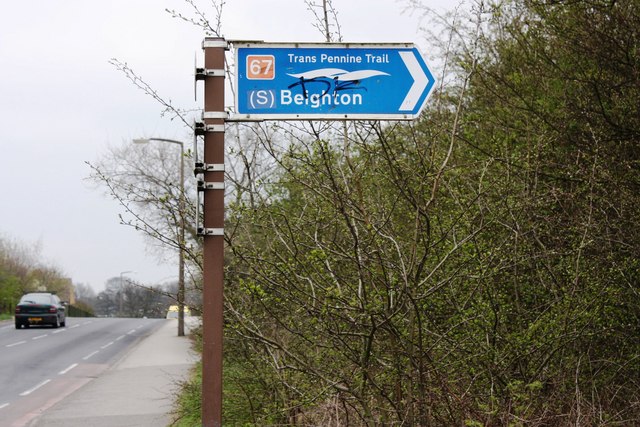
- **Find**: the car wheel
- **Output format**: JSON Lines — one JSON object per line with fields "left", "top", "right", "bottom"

{"left": 15, "top": 322, "right": 21, "bottom": 329}
{"left": 52, "top": 317, "right": 60, "bottom": 328}
{"left": 60, "top": 319, "right": 66, "bottom": 327}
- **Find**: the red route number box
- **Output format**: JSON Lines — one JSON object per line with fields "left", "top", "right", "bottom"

{"left": 246, "top": 55, "right": 275, "bottom": 80}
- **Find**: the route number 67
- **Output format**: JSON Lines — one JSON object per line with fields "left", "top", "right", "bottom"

{"left": 246, "top": 55, "right": 275, "bottom": 80}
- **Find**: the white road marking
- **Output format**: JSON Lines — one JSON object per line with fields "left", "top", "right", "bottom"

{"left": 0, "top": 403, "right": 9, "bottom": 410}
{"left": 70, "top": 324, "right": 80, "bottom": 329}
{"left": 6, "top": 341, "right": 26, "bottom": 348}
{"left": 52, "top": 329, "right": 66, "bottom": 334}
{"left": 32, "top": 334, "right": 48, "bottom": 340}
{"left": 127, "top": 329, "right": 136, "bottom": 335}
{"left": 82, "top": 350, "right": 99, "bottom": 360}
{"left": 115, "top": 335, "right": 125, "bottom": 341}
{"left": 20, "top": 379, "right": 51, "bottom": 396}
{"left": 100, "top": 341, "right": 114, "bottom": 349}
{"left": 59, "top": 363, "right": 78, "bottom": 375}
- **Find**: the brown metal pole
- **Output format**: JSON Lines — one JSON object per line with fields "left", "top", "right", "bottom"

{"left": 202, "top": 37, "right": 226, "bottom": 427}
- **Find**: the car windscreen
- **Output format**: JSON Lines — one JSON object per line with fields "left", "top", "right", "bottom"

{"left": 20, "top": 294, "right": 53, "bottom": 305}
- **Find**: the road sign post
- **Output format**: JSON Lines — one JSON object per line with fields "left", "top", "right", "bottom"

{"left": 197, "top": 39, "right": 435, "bottom": 427}
{"left": 233, "top": 42, "right": 436, "bottom": 120}
{"left": 201, "top": 37, "right": 226, "bottom": 427}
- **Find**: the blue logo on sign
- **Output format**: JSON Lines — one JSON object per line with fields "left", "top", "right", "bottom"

{"left": 248, "top": 90, "right": 276, "bottom": 109}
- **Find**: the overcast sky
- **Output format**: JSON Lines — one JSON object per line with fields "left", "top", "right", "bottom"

{"left": 0, "top": 0, "right": 451, "bottom": 292}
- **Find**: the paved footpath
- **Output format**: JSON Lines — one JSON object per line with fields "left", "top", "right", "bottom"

{"left": 28, "top": 319, "right": 198, "bottom": 427}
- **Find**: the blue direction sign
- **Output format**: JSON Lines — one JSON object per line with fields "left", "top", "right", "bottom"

{"left": 233, "top": 42, "right": 436, "bottom": 120}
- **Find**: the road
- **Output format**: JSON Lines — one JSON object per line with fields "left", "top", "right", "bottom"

{"left": 0, "top": 317, "right": 164, "bottom": 427}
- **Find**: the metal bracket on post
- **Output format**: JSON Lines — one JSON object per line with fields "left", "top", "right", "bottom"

{"left": 202, "top": 111, "right": 229, "bottom": 120}
{"left": 194, "top": 162, "right": 225, "bottom": 176}
{"left": 195, "top": 68, "right": 225, "bottom": 80}
{"left": 197, "top": 180, "right": 225, "bottom": 191}
{"left": 202, "top": 39, "right": 229, "bottom": 49}
{"left": 197, "top": 227, "right": 224, "bottom": 236}
{"left": 195, "top": 121, "right": 225, "bottom": 135}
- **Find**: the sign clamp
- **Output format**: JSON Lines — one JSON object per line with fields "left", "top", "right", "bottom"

{"left": 195, "top": 68, "right": 225, "bottom": 80}
{"left": 197, "top": 227, "right": 224, "bottom": 236}
{"left": 194, "top": 162, "right": 225, "bottom": 176}
{"left": 202, "top": 111, "right": 229, "bottom": 120}
{"left": 197, "top": 180, "right": 225, "bottom": 191}
{"left": 195, "top": 122, "right": 225, "bottom": 134}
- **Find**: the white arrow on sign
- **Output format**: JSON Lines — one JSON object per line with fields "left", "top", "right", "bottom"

{"left": 399, "top": 51, "right": 429, "bottom": 112}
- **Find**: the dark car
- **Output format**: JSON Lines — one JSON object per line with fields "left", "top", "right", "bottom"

{"left": 15, "top": 292, "right": 66, "bottom": 329}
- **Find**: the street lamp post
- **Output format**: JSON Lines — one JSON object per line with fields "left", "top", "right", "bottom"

{"left": 119, "top": 270, "right": 134, "bottom": 317}
{"left": 133, "top": 137, "right": 186, "bottom": 337}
